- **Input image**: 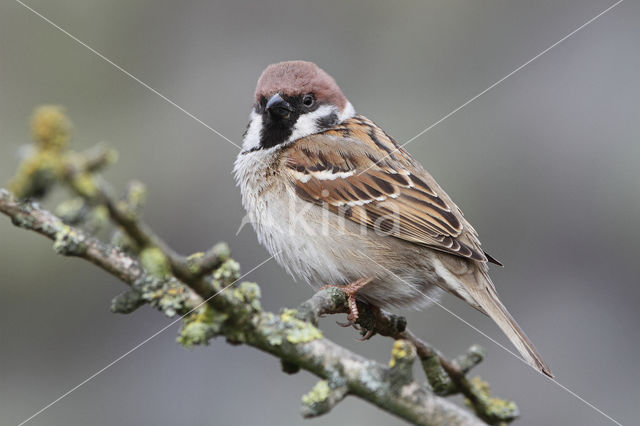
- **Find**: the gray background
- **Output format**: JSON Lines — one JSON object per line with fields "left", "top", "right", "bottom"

{"left": 1, "top": 0, "right": 638, "bottom": 425}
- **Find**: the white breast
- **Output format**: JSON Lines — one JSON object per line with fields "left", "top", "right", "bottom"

{"left": 234, "top": 145, "right": 357, "bottom": 287}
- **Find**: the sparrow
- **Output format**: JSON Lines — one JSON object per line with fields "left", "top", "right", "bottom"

{"left": 234, "top": 60, "right": 552, "bottom": 377}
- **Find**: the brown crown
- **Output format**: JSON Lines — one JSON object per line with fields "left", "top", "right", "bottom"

{"left": 255, "top": 61, "right": 347, "bottom": 110}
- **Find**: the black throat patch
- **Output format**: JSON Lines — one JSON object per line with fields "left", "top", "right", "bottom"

{"left": 255, "top": 94, "right": 338, "bottom": 150}
{"left": 259, "top": 94, "right": 300, "bottom": 150}
{"left": 259, "top": 112, "right": 299, "bottom": 149}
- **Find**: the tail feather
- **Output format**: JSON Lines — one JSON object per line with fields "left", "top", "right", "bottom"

{"left": 465, "top": 269, "right": 553, "bottom": 378}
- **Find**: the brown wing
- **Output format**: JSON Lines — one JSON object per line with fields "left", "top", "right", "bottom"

{"left": 279, "top": 115, "right": 501, "bottom": 265}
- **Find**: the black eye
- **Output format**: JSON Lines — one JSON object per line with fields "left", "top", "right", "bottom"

{"left": 302, "top": 94, "right": 315, "bottom": 107}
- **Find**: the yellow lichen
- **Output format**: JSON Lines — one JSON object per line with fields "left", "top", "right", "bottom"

{"left": 53, "top": 224, "right": 86, "bottom": 255}
{"left": 280, "top": 308, "right": 298, "bottom": 323}
{"left": 471, "top": 376, "right": 490, "bottom": 395}
{"left": 31, "top": 105, "right": 72, "bottom": 150}
{"left": 178, "top": 305, "right": 228, "bottom": 348}
{"left": 389, "top": 340, "right": 409, "bottom": 368}
{"left": 280, "top": 309, "right": 323, "bottom": 344}
{"left": 465, "top": 376, "right": 519, "bottom": 421}
{"left": 301, "top": 380, "right": 330, "bottom": 405}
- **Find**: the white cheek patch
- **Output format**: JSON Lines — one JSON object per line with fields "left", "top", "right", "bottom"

{"left": 287, "top": 105, "right": 338, "bottom": 143}
{"left": 241, "top": 110, "right": 263, "bottom": 151}
{"left": 339, "top": 102, "right": 356, "bottom": 121}
{"left": 242, "top": 102, "right": 357, "bottom": 151}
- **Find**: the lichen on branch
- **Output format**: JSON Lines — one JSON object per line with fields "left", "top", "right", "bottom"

{"left": 0, "top": 106, "right": 522, "bottom": 426}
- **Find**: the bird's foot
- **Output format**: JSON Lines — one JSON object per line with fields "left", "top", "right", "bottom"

{"left": 321, "top": 277, "right": 374, "bottom": 331}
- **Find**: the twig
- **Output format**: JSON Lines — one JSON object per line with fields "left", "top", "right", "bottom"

{"left": 295, "top": 286, "right": 518, "bottom": 424}
{"left": 0, "top": 189, "right": 485, "bottom": 426}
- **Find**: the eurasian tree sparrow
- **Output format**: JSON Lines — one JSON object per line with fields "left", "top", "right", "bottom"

{"left": 234, "top": 61, "right": 552, "bottom": 377}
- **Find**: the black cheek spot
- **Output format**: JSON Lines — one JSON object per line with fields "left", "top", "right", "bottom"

{"left": 315, "top": 112, "right": 338, "bottom": 129}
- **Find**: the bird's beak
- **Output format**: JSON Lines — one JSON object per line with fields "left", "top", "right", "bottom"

{"left": 266, "top": 93, "right": 292, "bottom": 119}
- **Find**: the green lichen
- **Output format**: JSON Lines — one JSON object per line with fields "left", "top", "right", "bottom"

{"left": 110, "top": 229, "right": 140, "bottom": 254}
{"left": 85, "top": 205, "right": 109, "bottom": 233}
{"left": 300, "top": 379, "right": 350, "bottom": 418}
{"left": 55, "top": 197, "right": 87, "bottom": 223}
{"left": 101, "top": 148, "right": 119, "bottom": 167}
{"left": 186, "top": 252, "right": 205, "bottom": 274}
{"left": 68, "top": 171, "right": 98, "bottom": 199}
{"left": 259, "top": 309, "right": 323, "bottom": 347}
{"left": 465, "top": 376, "right": 519, "bottom": 424}
{"left": 280, "top": 309, "right": 323, "bottom": 344}
{"left": 185, "top": 242, "right": 231, "bottom": 276}
{"left": 302, "top": 380, "right": 330, "bottom": 406}
{"left": 136, "top": 275, "right": 189, "bottom": 317}
{"left": 280, "top": 308, "right": 298, "bottom": 323}
{"left": 455, "top": 345, "right": 485, "bottom": 373}
{"left": 178, "top": 305, "right": 228, "bottom": 348}
{"left": 8, "top": 150, "right": 65, "bottom": 199}
{"left": 111, "top": 289, "right": 144, "bottom": 314}
{"left": 139, "top": 247, "right": 171, "bottom": 278}
{"left": 123, "top": 180, "right": 146, "bottom": 214}
{"left": 212, "top": 259, "right": 241, "bottom": 285}
{"left": 53, "top": 224, "right": 87, "bottom": 255}
{"left": 421, "top": 354, "right": 454, "bottom": 396}
{"left": 232, "top": 281, "right": 262, "bottom": 312}
{"left": 267, "top": 332, "right": 283, "bottom": 346}
{"left": 215, "top": 280, "right": 262, "bottom": 345}
{"left": 324, "top": 285, "right": 347, "bottom": 306}
{"left": 258, "top": 312, "right": 284, "bottom": 346}
{"left": 211, "top": 242, "right": 231, "bottom": 262}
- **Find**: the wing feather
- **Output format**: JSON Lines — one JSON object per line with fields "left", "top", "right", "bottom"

{"left": 280, "top": 115, "right": 500, "bottom": 264}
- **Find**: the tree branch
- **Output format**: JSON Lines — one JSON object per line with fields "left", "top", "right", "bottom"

{"left": 0, "top": 106, "right": 521, "bottom": 425}
{"left": 0, "top": 188, "right": 482, "bottom": 426}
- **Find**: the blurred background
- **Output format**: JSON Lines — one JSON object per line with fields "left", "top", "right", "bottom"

{"left": 1, "top": 0, "right": 638, "bottom": 425}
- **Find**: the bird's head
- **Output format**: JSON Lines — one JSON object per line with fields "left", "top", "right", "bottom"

{"left": 243, "top": 61, "right": 355, "bottom": 151}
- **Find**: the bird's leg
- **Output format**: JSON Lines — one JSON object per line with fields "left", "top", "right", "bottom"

{"left": 321, "top": 277, "right": 374, "bottom": 326}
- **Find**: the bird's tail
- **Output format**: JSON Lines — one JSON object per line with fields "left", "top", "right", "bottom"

{"left": 464, "top": 268, "right": 553, "bottom": 378}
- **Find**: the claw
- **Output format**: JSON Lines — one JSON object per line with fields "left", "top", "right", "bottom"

{"left": 336, "top": 320, "right": 360, "bottom": 330}
{"left": 357, "top": 329, "right": 375, "bottom": 341}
